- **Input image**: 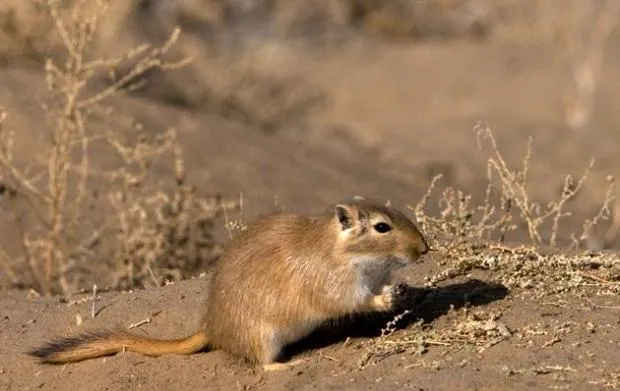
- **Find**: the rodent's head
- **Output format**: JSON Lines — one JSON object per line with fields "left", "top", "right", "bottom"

{"left": 331, "top": 200, "right": 429, "bottom": 266}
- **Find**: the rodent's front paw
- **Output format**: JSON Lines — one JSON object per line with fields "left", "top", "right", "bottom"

{"left": 379, "top": 284, "right": 407, "bottom": 311}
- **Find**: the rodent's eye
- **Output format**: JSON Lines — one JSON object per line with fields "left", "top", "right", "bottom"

{"left": 373, "top": 222, "right": 392, "bottom": 233}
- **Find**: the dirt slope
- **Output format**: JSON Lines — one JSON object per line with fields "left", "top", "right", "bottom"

{"left": 3, "top": 264, "right": 620, "bottom": 391}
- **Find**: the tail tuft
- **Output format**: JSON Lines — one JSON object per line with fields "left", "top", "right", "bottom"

{"left": 27, "top": 329, "right": 210, "bottom": 364}
{"left": 27, "top": 330, "right": 115, "bottom": 363}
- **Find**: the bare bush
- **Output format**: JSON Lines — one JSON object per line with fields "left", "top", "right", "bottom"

{"left": 407, "top": 122, "right": 616, "bottom": 294}
{"left": 361, "top": 123, "right": 619, "bottom": 368}
{"left": 0, "top": 0, "right": 230, "bottom": 295}
{"left": 106, "top": 129, "right": 235, "bottom": 289}
{"left": 413, "top": 123, "right": 615, "bottom": 250}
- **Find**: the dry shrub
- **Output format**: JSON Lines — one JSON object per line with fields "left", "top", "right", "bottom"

{"left": 0, "top": 0, "right": 231, "bottom": 295}
{"left": 0, "top": 0, "right": 502, "bottom": 136}
{"left": 0, "top": 1, "right": 327, "bottom": 134}
{"left": 103, "top": 128, "right": 236, "bottom": 290}
{"left": 359, "top": 241, "right": 620, "bottom": 366}
{"left": 356, "top": 122, "right": 619, "bottom": 368}
{"left": 98, "top": 2, "right": 329, "bottom": 134}
{"left": 409, "top": 122, "right": 616, "bottom": 290}
{"left": 359, "top": 308, "right": 510, "bottom": 369}
{"left": 110, "top": 174, "right": 227, "bottom": 290}
{"left": 414, "top": 122, "right": 615, "bottom": 250}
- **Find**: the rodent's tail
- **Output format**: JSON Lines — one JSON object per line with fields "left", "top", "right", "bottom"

{"left": 27, "top": 329, "right": 209, "bottom": 364}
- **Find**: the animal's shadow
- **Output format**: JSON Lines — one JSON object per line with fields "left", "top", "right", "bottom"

{"left": 281, "top": 279, "right": 509, "bottom": 361}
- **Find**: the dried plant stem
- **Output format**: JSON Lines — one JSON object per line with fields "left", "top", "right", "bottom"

{"left": 0, "top": 0, "right": 190, "bottom": 294}
{"left": 414, "top": 122, "right": 614, "bottom": 252}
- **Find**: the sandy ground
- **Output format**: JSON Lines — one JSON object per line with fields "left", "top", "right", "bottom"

{"left": 1, "top": 2, "right": 620, "bottom": 390}
{"left": 3, "top": 267, "right": 620, "bottom": 390}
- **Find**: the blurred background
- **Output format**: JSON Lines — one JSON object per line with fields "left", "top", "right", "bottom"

{"left": 0, "top": 0, "right": 619, "bottom": 292}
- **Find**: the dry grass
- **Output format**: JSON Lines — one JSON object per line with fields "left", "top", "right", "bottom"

{"left": 408, "top": 122, "right": 616, "bottom": 294}
{"left": 358, "top": 308, "right": 511, "bottom": 369}
{"left": 105, "top": 128, "right": 237, "bottom": 290}
{"left": 0, "top": 0, "right": 234, "bottom": 295}
{"left": 359, "top": 123, "right": 619, "bottom": 368}
{"left": 414, "top": 122, "right": 616, "bottom": 249}
{"left": 358, "top": 240, "right": 619, "bottom": 367}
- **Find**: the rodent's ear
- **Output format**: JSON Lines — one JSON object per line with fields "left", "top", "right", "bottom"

{"left": 335, "top": 204, "right": 356, "bottom": 230}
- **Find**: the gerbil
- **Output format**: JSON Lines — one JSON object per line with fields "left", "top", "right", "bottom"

{"left": 28, "top": 199, "right": 429, "bottom": 371}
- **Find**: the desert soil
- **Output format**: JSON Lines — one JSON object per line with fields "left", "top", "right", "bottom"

{"left": 3, "top": 266, "right": 620, "bottom": 391}
{"left": 1, "top": 2, "right": 620, "bottom": 390}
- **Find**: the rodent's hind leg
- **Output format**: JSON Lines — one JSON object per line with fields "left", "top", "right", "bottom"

{"left": 259, "top": 325, "right": 308, "bottom": 371}
{"left": 370, "top": 284, "right": 406, "bottom": 312}
{"left": 258, "top": 325, "right": 292, "bottom": 371}
{"left": 262, "top": 358, "right": 306, "bottom": 372}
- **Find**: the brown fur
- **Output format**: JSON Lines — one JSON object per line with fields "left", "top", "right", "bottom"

{"left": 28, "top": 200, "right": 428, "bottom": 370}
{"left": 29, "top": 329, "right": 208, "bottom": 363}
